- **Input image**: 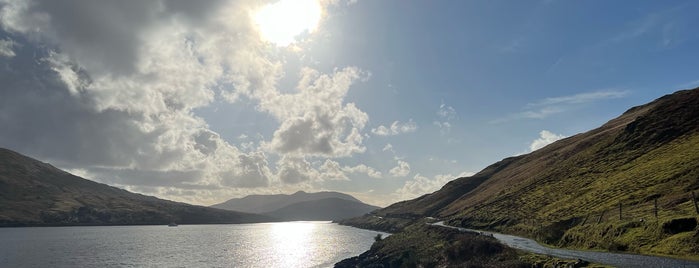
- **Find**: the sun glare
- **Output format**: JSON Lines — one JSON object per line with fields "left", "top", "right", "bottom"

{"left": 253, "top": 0, "right": 322, "bottom": 46}
{"left": 270, "top": 222, "right": 316, "bottom": 266}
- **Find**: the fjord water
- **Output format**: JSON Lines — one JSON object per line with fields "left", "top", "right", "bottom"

{"left": 0, "top": 221, "right": 386, "bottom": 267}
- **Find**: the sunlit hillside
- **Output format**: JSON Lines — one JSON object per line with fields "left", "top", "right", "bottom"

{"left": 343, "top": 88, "right": 699, "bottom": 257}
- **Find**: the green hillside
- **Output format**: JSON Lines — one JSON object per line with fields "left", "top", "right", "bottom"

{"left": 0, "top": 148, "right": 275, "bottom": 226}
{"left": 342, "top": 88, "right": 699, "bottom": 258}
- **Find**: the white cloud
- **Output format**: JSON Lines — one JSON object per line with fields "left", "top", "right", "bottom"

{"left": 316, "top": 160, "right": 383, "bottom": 180}
{"left": 493, "top": 90, "right": 629, "bottom": 123}
{"left": 527, "top": 90, "right": 629, "bottom": 107}
{"left": 389, "top": 160, "right": 410, "bottom": 177}
{"left": 371, "top": 119, "right": 417, "bottom": 136}
{"left": 276, "top": 155, "right": 320, "bottom": 184}
{"left": 529, "top": 130, "right": 566, "bottom": 152}
{"left": 437, "top": 103, "right": 457, "bottom": 120}
{"left": 0, "top": 0, "right": 346, "bottom": 201}
{"left": 0, "top": 38, "right": 15, "bottom": 57}
{"left": 260, "top": 67, "right": 369, "bottom": 157}
{"left": 324, "top": 0, "right": 360, "bottom": 6}
{"left": 394, "top": 171, "right": 474, "bottom": 201}
{"left": 45, "top": 51, "right": 86, "bottom": 95}
{"left": 275, "top": 157, "right": 383, "bottom": 183}
{"left": 433, "top": 121, "right": 452, "bottom": 134}
{"left": 382, "top": 143, "right": 394, "bottom": 152}
{"left": 434, "top": 103, "right": 456, "bottom": 135}
{"left": 343, "top": 164, "right": 382, "bottom": 179}
{"left": 0, "top": 0, "right": 443, "bottom": 207}
{"left": 218, "top": 149, "right": 274, "bottom": 188}
{"left": 320, "top": 159, "right": 349, "bottom": 181}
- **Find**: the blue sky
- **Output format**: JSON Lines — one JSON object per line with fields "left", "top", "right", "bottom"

{"left": 1, "top": 0, "right": 698, "bottom": 206}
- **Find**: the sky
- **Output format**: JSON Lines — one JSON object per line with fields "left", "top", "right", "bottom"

{"left": 1, "top": 0, "right": 698, "bottom": 207}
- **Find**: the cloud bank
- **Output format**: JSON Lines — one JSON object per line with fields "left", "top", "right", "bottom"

{"left": 0, "top": 0, "right": 374, "bottom": 205}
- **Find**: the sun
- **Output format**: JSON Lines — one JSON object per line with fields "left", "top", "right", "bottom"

{"left": 253, "top": 0, "right": 322, "bottom": 47}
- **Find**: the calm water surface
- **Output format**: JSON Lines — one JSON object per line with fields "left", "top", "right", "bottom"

{"left": 0, "top": 221, "right": 387, "bottom": 268}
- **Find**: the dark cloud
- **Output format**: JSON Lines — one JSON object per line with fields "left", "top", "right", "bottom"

{"left": 25, "top": 1, "right": 162, "bottom": 76}
{"left": 163, "top": 0, "right": 228, "bottom": 23}
{"left": 0, "top": 0, "right": 376, "bottom": 205}
{"left": 0, "top": 34, "right": 145, "bottom": 167}
{"left": 87, "top": 167, "right": 205, "bottom": 188}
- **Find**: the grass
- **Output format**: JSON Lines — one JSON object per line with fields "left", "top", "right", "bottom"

{"left": 338, "top": 219, "right": 542, "bottom": 267}
{"left": 450, "top": 132, "right": 699, "bottom": 258}
{"left": 518, "top": 253, "right": 612, "bottom": 268}
{"left": 338, "top": 89, "right": 699, "bottom": 265}
{"left": 0, "top": 148, "right": 276, "bottom": 226}
{"left": 337, "top": 219, "right": 610, "bottom": 267}
{"left": 440, "top": 88, "right": 699, "bottom": 257}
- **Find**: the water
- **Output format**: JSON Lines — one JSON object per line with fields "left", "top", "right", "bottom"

{"left": 0, "top": 221, "right": 386, "bottom": 268}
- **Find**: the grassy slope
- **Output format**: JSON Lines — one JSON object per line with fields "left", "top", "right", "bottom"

{"left": 336, "top": 219, "right": 607, "bottom": 268}
{"left": 440, "top": 89, "right": 699, "bottom": 257}
{"left": 341, "top": 88, "right": 699, "bottom": 259}
{"left": 336, "top": 219, "right": 530, "bottom": 268}
{"left": 0, "top": 148, "right": 275, "bottom": 226}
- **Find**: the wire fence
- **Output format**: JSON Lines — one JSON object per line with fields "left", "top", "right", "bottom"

{"left": 579, "top": 191, "right": 699, "bottom": 225}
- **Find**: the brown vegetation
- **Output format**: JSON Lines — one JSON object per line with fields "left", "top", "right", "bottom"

{"left": 342, "top": 88, "right": 699, "bottom": 258}
{"left": 0, "top": 148, "right": 275, "bottom": 226}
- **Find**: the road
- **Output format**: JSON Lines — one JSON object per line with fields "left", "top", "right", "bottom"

{"left": 430, "top": 221, "right": 699, "bottom": 268}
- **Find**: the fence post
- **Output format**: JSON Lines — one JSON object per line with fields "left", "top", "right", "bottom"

{"left": 619, "top": 202, "right": 622, "bottom": 221}
{"left": 654, "top": 198, "right": 658, "bottom": 220}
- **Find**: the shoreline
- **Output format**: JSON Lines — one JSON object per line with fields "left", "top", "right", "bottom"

{"left": 431, "top": 221, "right": 699, "bottom": 267}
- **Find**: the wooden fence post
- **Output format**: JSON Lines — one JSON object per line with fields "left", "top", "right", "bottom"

{"left": 654, "top": 198, "right": 658, "bottom": 220}
{"left": 619, "top": 202, "right": 622, "bottom": 221}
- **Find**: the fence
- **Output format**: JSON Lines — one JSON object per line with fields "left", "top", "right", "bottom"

{"left": 579, "top": 191, "right": 699, "bottom": 225}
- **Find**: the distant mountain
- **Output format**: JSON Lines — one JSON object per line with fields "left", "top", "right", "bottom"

{"left": 212, "top": 191, "right": 380, "bottom": 221}
{"left": 212, "top": 190, "right": 360, "bottom": 213}
{"left": 342, "top": 88, "right": 699, "bottom": 257}
{"left": 0, "top": 148, "right": 275, "bottom": 226}
{"left": 264, "top": 197, "right": 380, "bottom": 221}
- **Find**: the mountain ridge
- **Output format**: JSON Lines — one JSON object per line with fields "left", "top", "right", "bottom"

{"left": 0, "top": 148, "right": 275, "bottom": 226}
{"left": 341, "top": 87, "right": 699, "bottom": 258}
{"left": 264, "top": 197, "right": 380, "bottom": 221}
{"left": 212, "top": 190, "right": 379, "bottom": 221}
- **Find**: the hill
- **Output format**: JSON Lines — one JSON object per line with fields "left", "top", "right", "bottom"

{"left": 0, "top": 148, "right": 275, "bottom": 226}
{"left": 341, "top": 87, "right": 699, "bottom": 258}
{"left": 263, "top": 197, "right": 380, "bottom": 221}
{"left": 211, "top": 190, "right": 378, "bottom": 219}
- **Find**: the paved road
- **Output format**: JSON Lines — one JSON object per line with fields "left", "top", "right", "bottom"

{"left": 431, "top": 221, "right": 699, "bottom": 268}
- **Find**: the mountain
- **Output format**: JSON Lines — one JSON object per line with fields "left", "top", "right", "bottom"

{"left": 342, "top": 88, "right": 699, "bottom": 257}
{"left": 211, "top": 190, "right": 371, "bottom": 214}
{"left": 0, "top": 148, "right": 275, "bottom": 226}
{"left": 263, "top": 197, "right": 380, "bottom": 221}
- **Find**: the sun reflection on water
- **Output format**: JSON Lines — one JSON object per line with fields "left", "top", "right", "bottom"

{"left": 270, "top": 221, "right": 316, "bottom": 267}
